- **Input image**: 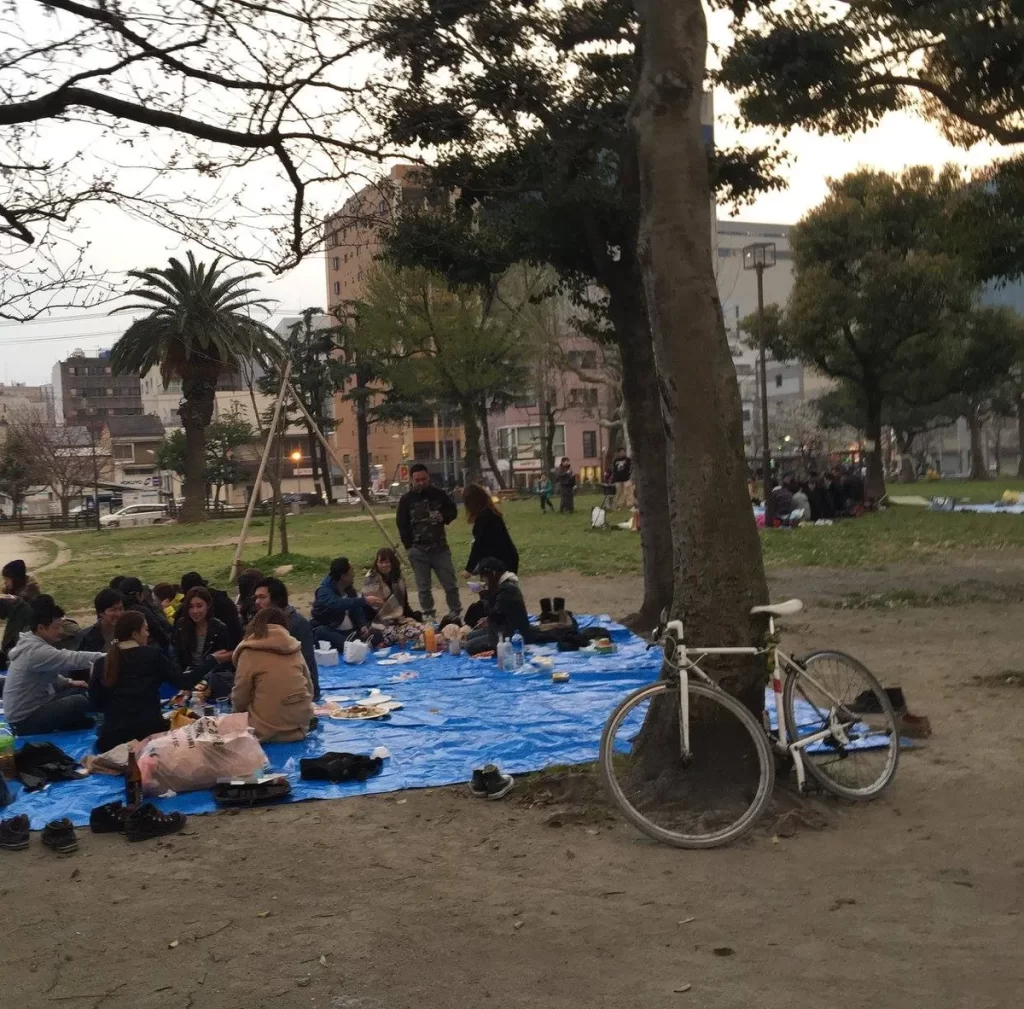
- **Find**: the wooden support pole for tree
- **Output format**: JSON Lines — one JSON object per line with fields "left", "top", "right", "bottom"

{"left": 230, "top": 360, "right": 293, "bottom": 581}
{"left": 283, "top": 378, "right": 404, "bottom": 560}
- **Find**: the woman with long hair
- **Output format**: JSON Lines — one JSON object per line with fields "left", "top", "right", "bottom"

{"left": 363, "top": 548, "right": 420, "bottom": 625}
{"left": 462, "top": 483, "right": 519, "bottom": 578}
{"left": 172, "top": 586, "right": 236, "bottom": 699}
{"left": 89, "top": 611, "right": 204, "bottom": 752}
{"left": 231, "top": 606, "right": 314, "bottom": 742}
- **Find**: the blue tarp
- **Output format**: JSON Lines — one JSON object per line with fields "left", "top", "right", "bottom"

{"left": 1, "top": 617, "right": 897, "bottom": 829}
{"left": 2, "top": 618, "right": 665, "bottom": 829}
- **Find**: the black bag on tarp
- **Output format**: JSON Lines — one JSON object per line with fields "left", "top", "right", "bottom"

{"left": 299, "top": 752, "right": 383, "bottom": 783}
{"left": 14, "top": 741, "right": 85, "bottom": 792}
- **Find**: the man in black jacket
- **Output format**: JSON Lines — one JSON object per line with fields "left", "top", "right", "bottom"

{"left": 179, "top": 571, "right": 244, "bottom": 647}
{"left": 396, "top": 464, "right": 461, "bottom": 620}
{"left": 119, "top": 577, "right": 173, "bottom": 650}
{"left": 611, "top": 447, "right": 634, "bottom": 512}
{"left": 253, "top": 576, "right": 321, "bottom": 698}
{"left": 75, "top": 588, "right": 125, "bottom": 652}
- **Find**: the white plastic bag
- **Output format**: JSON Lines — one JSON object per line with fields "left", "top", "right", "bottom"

{"left": 137, "top": 713, "right": 268, "bottom": 795}
{"left": 343, "top": 637, "right": 370, "bottom": 664}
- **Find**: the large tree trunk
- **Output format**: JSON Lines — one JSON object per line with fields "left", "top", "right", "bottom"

{"left": 355, "top": 367, "right": 372, "bottom": 497}
{"left": 479, "top": 406, "right": 506, "bottom": 489}
{"left": 305, "top": 424, "right": 323, "bottom": 500}
{"left": 179, "top": 377, "right": 216, "bottom": 523}
{"left": 318, "top": 438, "right": 335, "bottom": 504}
{"left": 461, "top": 402, "right": 483, "bottom": 484}
{"left": 994, "top": 423, "right": 1002, "bottom": 477}
{"left": 863, "top": 401, "right": 886, "bottom": 502}
{"left": 606, "top": 284, "right": 675, "bottom": 629}
{"left": 1017, "top": 393, "right": 1024, "bottom": 478}
{"left": 631, "top": 0, "right": 769, "bottom": 727}
{"left": 967, "top": 403, "right": 989, "bottom": 480}
{"left": 896, "top": 433, "right": 917, "bottom": 483}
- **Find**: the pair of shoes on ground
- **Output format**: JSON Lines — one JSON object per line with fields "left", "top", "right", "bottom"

{"left": 849, "top": 687, "right": 932, "bottom": 738}
{"left": 90, "top": 801, "right": 187, "bottom": 842}
{"left": 470, "top": 764, "right": 514, "bottom": 800}
{"left": 1, "top": 814, "right": 79, "bottom": 854}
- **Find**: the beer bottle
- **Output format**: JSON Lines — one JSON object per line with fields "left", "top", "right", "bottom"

{"left": 125, "top": 747, "right": 143, "bottom": 808}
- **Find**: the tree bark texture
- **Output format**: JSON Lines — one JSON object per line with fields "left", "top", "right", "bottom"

{"left": 179, "top": 376, "right": 217, "bottom": 523}
{"left": 607, "top": 281, "right": 675, "bottom": 628}
{"left": 1017, "top": 394, "right": 1024, "bottom": 478}
{"left": 864, "top": 401, "right": 886, "bottom": 502}
{"left": 631, "top": 0, "right": 769, "bottom": 714}
{"left": 967, "top": 404, "right": 990, "bottom": 480}
{"left": 461, "top": 403, "right": 483, "bottom": 484}
{"left": 479, "top": 407, "right": 506, "bottom": 489}
{"left": 355, "top": 366, "right": 372, "bottom": 496}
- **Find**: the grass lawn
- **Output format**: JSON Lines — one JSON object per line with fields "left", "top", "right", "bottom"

{"left": 895, "top": 477, "right": 1024, "bottom": 500}
{"left": 26, "top": 491, "right": 1024, "bottom": 613}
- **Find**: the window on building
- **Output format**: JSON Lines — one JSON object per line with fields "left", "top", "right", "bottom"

{"left": 569, "top": 387, "right": 599, "bottom": 408}
{"left": 566, "top": 350, "right": 599, "bottom": 370}
{"left": 333, "top": 281, "right": 341, "bottom": 296}
{"left": 113, "top": 444, "right": 134, "bottom": 461}
{"left": 332, "top": 257, "right": 340, "bottom": 270}
{"left": 342, "top": 454, "right": 351, "bottom": 467}
{"left": 775, "top": 374, "right": 783, "bottom": 389}
{"left": 582, "top": 430, "right": 597, "bottom": 459}
{"left": 68, "top": 366, "right": 77, "bottom": 376}
{"left": 742, "top": 408, "right": 751, "bottom": 422}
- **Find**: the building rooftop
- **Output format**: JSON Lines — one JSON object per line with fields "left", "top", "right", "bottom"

{"left": 104, "top": 414, "right": 165, "bottom": 439}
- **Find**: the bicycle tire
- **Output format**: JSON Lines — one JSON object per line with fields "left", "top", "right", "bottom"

{"left": 600, "top": 680, "right": 775, "bottom": 849}
{"left": 783, "top": 649, "right": 899, "bottom": 801}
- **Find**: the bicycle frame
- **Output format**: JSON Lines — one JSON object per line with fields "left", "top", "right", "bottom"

{"left": 662, "top": 617, "right": 861, "bottom": 794}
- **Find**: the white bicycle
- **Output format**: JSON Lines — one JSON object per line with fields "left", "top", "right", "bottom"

{"left": 600, "top": 600, "right": 900, "bottom": 849}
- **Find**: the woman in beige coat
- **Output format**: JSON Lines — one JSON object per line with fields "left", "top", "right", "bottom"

{"left": 231, "top": 607, "right": 314, "bottom": 742}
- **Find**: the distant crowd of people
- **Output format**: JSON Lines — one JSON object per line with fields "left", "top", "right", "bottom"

{"left": 757, "top": 467, "right": 870, "bottom": 526}
{"left": 0, "top": 462, "right": 546, "bottom": 753}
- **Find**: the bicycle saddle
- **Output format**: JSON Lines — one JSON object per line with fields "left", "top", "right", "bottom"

{"left": 750, "top": 599, "right": 803, "bottom": 617}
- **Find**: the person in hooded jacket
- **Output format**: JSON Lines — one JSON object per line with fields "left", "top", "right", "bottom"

{"left": 231, "top": 607, "right": 314, "bottom": 742}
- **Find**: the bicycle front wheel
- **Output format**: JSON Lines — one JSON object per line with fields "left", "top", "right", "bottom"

{"left": 600, "top": 681, "right": 775, "bottom": 849}
{"left": 783, "top": 650, "right": 899, "bottom": 801}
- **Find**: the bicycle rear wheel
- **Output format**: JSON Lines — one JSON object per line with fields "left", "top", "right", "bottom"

{"left": 783, "top": 650, "right": 899, "bottom": 800}
{"left": 600, "top": 681, "right": 775, "bottom": 849}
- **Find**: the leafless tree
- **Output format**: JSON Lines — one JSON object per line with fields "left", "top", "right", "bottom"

{"left": 7, "top": 411, "right": 96, "bottom": 516}
{"left": 0, "top": 0, "right": 388, "bottom": 313}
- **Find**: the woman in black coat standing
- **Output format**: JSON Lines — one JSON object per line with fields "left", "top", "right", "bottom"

{"left": 463, "top": 483, "right": 519, "bottom": 577}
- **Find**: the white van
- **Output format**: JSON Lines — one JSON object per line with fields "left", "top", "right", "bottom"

{"left": 99, "top": 503, "right": 169, "bottom": 529}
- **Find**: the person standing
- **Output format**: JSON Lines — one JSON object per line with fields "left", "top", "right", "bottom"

{"left": 555, "top": 458, "right": 576, "bottom": 514}
{"left": 396, "top": 463, "right": 461, "bottom": 620}
{"left": 538, "top": 474, "right": 554, "bottom": 513}
{"left": 611, "top": 446, "right": 634, "bottom": 512}
{"left": 463, "top": 483, "right": 519, "bottom": 577}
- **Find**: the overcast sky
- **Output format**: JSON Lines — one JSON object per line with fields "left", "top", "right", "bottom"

{"left": 0, "top": 90, "right": 1008, "bottom": 387}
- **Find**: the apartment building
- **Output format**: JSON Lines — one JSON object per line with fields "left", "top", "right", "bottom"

{"left": 51, "top": 350, "right": 142, "bottom": 435}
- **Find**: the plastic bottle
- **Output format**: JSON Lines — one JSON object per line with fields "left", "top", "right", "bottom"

{"left": 424, "top": 624, "right": 437, "bottom": 654}
{"left": 190, "top": 689, "right": 205, "bottom": 718}
{"left": 510, "top": 631, "right": 525, "bottom": 670}
{"left": 496, "top": 634, "right": 507, "bottom": 670}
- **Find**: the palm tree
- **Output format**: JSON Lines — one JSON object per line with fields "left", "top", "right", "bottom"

{"left": 111, "top": 253, "right": 280, "bottom": 523}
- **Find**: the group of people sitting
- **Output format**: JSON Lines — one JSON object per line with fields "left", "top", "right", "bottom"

{"left": 0, "top": 471, "right": 541, "bottom": 755}
{"left": 761, "top": 467, "right": 870, "bottom": 526}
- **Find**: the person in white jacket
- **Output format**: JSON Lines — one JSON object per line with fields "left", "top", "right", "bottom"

{"left": 2, "top": 595, "right": 105, "bottom": 735}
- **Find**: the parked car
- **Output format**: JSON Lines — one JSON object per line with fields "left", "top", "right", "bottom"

{"left": 99, "top": 503, "right": 169, "bottom": 529}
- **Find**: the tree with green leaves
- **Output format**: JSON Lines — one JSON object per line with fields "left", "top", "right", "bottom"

{"left": 261, "top": 310, "right": 351, "bottom": 503}
{"left": 354, "top": 262, "right": 534, "bottom": 485}
{"left": 0, "top": 425, "right": 35, "bottom": 516}
{"left": 111, "top": 253, "right": 279, "bottom": 523}
{"left": 777, "top": 167, "right": 976, "bottom": 500}
{"left": 369, "top": 0, "right": 783, "bottom": 626}
{"left": 156, "top": 407, "right": 256, "bottom": 503}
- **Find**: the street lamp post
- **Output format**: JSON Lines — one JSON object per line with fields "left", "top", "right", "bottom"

{"left": 743, "top": 241, "right": 777, "bottom": 506}
{"left": 290, "top": 449, "right": 302, "bottom": 493}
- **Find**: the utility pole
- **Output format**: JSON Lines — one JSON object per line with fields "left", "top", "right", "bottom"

{"left": 743, "top": 242, "right": 777, "bottom": 505}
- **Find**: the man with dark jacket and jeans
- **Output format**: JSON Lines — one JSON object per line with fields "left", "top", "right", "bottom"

{"left": 310, "top": 558, "right": 369, "bottom": 651}
{"left": 396, "top": 464, "right": 461, "bottom": 620}
{"left": 254, "top": 576, "right": 321, "bottom": 698}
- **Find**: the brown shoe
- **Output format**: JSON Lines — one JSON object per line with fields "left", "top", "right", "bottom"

{"left": 898, "top": 712, "right": 932, "bottom": 739}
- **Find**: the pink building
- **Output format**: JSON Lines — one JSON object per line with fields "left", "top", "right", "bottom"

{"left": 488, "top": 336, "right": 619, "bottom": 488}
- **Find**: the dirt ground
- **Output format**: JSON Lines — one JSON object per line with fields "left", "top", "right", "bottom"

{"left": 4, "top": 565, "right": 1023, "bottom": 1009}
